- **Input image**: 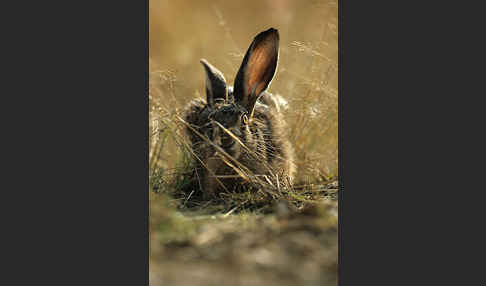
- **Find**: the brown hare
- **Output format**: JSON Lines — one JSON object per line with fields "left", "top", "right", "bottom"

{"left": 184, "top": 28, "right": 295, "bottom": 197}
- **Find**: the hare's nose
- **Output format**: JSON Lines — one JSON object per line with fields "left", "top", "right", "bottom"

{"left": 212, "top": 127, "right": 221, "bottom": 145}
{"left": 213, "top": 138, "right": 221, "bottom": 147}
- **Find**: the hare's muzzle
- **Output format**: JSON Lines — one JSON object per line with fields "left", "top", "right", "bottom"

{"left": 220, "top": 133, "right": 235, "bottom": 148}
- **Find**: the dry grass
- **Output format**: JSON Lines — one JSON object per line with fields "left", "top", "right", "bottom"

{"left": 150, "top": 0, "right": 338, "bottom": 206}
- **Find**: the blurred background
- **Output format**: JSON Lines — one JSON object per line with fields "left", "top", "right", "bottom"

{"left": 150, "top": 0, "right": 338, "bottom": 182}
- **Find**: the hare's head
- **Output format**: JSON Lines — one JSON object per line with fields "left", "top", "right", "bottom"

{"left": 197, "top": 28, "right": 279, "bottom": 159}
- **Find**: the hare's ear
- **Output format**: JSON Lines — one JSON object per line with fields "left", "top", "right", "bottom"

{"left": 200, "top": 59, "right": 227, "bottom": 107}
{"left": 233, "top": 28, "right": 279, "bottom": 116}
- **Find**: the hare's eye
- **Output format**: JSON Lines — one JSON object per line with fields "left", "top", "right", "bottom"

{"left": 242, "top": 114, "right": 249, "bottom": 125}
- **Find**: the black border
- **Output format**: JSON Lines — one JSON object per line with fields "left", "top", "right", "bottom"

{"left": 7, "top": 1, "right": 151, "bottom": 284}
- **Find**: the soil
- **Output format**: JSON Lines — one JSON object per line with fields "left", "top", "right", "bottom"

{"left": 149, "top": 198, "right": 338, "bottom": 286}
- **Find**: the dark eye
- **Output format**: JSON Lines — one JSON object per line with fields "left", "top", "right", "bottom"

{"left": 242, "top": 114, "right": 249, "bottom": 125}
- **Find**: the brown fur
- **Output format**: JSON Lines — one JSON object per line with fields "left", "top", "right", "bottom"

{"left": 183, "top": 28, "right": 295, "bottom": 196}
{"left": 184, "top": 93, "right": 295, "bottom": 196}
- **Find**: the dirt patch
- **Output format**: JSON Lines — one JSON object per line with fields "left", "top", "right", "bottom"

{"left": 150, "top": 199, "right": 338, "bottom": 286}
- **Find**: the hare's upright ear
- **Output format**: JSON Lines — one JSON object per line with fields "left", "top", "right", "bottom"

{"left": 233, "top": 28, "right": 279, "bottom": 116}
{"left": 200, "top": 59, "right": 227, "bottom": 107}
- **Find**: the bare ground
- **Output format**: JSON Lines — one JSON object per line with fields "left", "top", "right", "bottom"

{"left": 150, "top": 195, "right": 338, "bottom": 286}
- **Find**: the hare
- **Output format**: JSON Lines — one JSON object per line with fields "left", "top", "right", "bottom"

{"left": 184, "top": 28, "right": 295, "bottom": 197}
